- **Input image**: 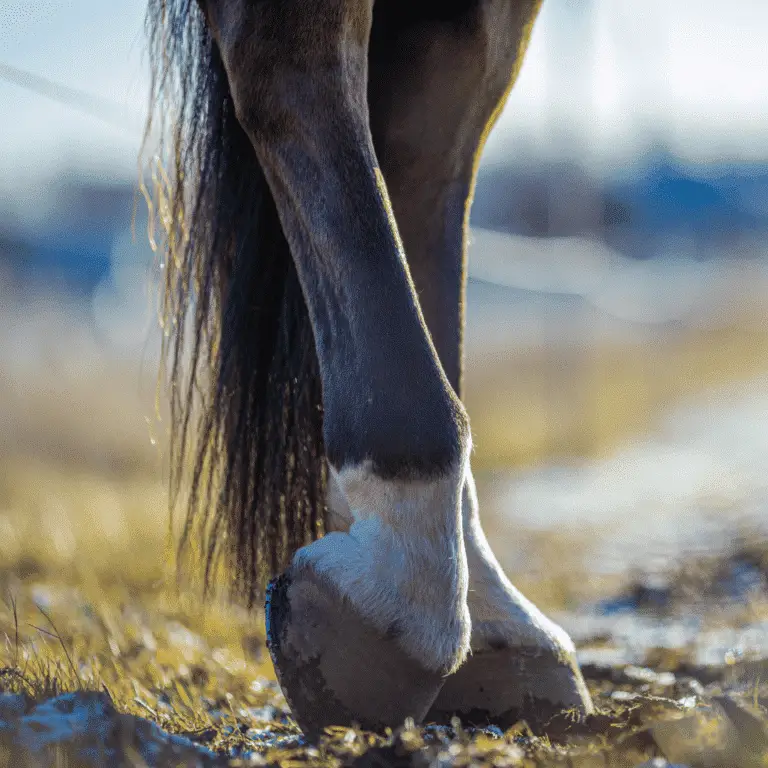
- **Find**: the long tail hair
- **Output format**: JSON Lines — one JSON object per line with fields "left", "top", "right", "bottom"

{"left": 143, "top": 0, "right": 327, "bottom": 607}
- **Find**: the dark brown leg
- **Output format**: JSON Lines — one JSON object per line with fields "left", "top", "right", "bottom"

{"left": 203, "top": 0, "right": 470, "bottom": 734}
{"left": 368, "top": 0, "right": 540, "bottom": 395}
{"left": 367, "top": 0, "right": 593, "bottom": 729}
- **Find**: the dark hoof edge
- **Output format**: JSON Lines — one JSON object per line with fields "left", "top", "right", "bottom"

{"left": 425, "top": 646, "right": 593, "bottom": 734}
{"left": 266, "top": 570, "right": 445, "bottom": 737}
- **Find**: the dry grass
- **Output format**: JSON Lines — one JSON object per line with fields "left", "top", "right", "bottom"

{"left": 0, "top": 299, "right": 767, "bottom": 764}
{"left": 0, "top": 557, "right": 765, "bottom": 766}
{"left": 465, "top": 308, "right": 768, "bottom": 467}
{"left": 0, "top": 434, "right": 765, "bottom": 765}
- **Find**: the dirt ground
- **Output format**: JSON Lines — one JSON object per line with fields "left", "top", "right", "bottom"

{"left": 0, "top": 298, "right": 767, "bottom": 766}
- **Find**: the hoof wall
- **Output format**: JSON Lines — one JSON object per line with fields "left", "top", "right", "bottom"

{"left": 266, "top": 569, "right": 444, "bottom": 736}
{"left": 426, "top": 645, "right": 593, "bottom": 731}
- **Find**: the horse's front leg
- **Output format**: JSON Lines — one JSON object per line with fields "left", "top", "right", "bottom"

{"left": 203, "top": 0, "right": 471, "bottom": 733}
{"left": 364, "top": 1, "right": 593, "bottom": 729}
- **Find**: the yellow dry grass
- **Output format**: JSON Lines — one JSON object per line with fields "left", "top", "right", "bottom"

{"left": 0, "top": 299, "right": 767, "bottom": 765}
{"left": 465, "top": 308, "right": 768, "bottom": 468}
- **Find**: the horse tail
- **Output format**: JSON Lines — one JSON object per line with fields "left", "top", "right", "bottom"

{"left": 144, "top": 0, "right": 326, "bottom": 606}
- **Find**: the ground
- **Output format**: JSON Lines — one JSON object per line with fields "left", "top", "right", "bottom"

{"left": 0, "top": 295, "right": 767, "bottom": 766}
{"left": 0, "top": 456, "right": 766, "bottom": 767}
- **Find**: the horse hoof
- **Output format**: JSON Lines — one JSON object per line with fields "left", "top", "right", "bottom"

{"left": 425, "top": 644, "right": 593, "bottom": 731}
{"left": 266, "top": 568, "right": 445, "bottom": 736}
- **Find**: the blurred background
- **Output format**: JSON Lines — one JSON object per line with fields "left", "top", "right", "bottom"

{"left": 2, "top": 0, "right": 768, "bottom": 612}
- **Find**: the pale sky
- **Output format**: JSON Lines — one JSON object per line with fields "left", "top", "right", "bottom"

{"left": 2, "top": 0, "right": 768, "bottom": 189}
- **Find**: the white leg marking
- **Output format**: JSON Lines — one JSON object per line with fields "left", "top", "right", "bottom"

{"left": 293, "top": 459, "right": 471, "bottom": 674}
{"left": 462, "top": 471, "right": 576, "bottom": 657}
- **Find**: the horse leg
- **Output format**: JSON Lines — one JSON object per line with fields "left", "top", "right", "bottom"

{"left": 203, "top": 0, "right": 470, "bottom": 733}
{"left": 367, "top": 1, "right": 593, "bottom": 728}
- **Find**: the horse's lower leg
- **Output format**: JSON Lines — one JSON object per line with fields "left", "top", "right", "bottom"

{"left": 368, "top": 1, "right": 592, "bottom": 727}
{"left": 203, "top": 0, "right": 470, "bottom": 733}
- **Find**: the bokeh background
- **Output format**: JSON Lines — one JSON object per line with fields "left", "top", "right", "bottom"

{"left": 3, "top": 0, "right": 768, "bottom": 613}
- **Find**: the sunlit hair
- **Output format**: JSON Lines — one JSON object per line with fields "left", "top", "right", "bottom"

{"left": 142, "top": 0, "right": 327, "bottom": 606}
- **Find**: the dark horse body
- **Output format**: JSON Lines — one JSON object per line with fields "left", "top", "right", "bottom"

{"left": 147, "top": 0, "right": 592, "bottom": 734}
